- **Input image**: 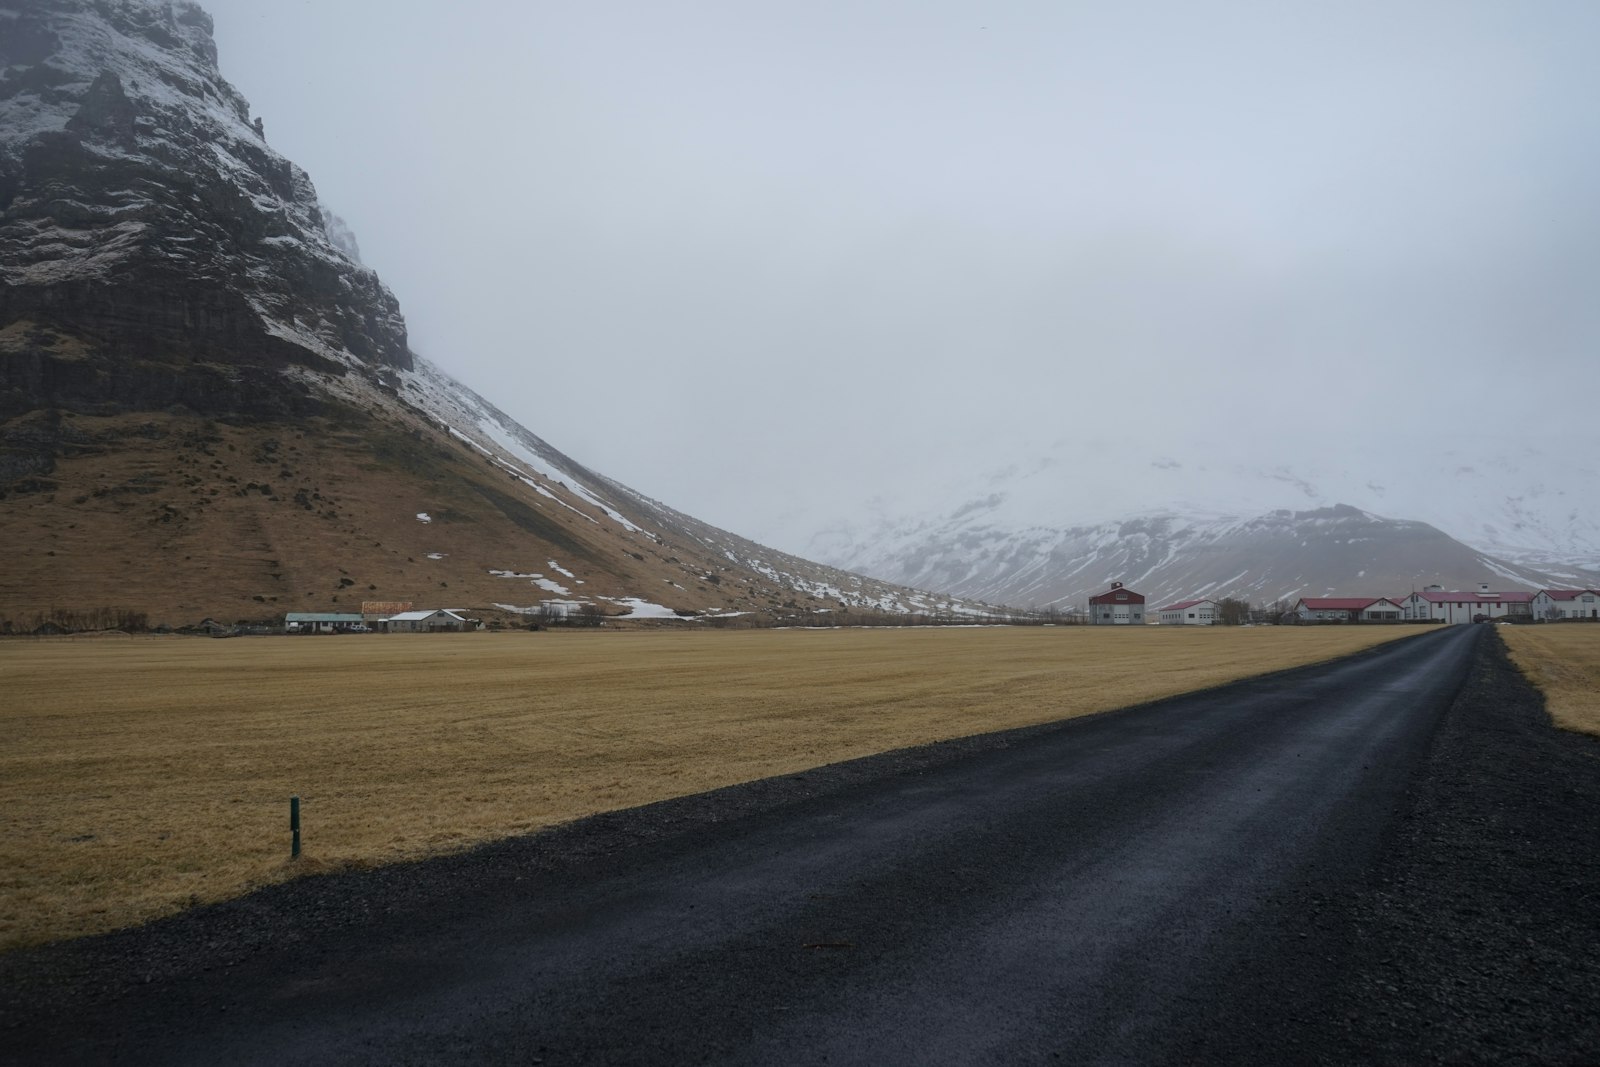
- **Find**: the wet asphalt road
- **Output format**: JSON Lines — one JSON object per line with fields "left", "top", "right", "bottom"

{"left": 8, "top": 625, "right": 1486, "bottom": 1065}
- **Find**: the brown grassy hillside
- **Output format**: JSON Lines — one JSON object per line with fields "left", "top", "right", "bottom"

{"left": 2, "top": 312, "right": 989, "bottom": 628}
{"left": 0, "top": 401, "right": 852, "bottom": 626}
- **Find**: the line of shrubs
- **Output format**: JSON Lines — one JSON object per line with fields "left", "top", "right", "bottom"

{"left": 0, "top": 609, "right": 288, "bottom": 636}
{"left": 0, "top": 607, "right": 151, "bottom": 635}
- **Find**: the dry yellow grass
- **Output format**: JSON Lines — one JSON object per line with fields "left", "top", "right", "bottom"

{"left": 1500, "top": 625, "right": 1600, "bottom": 736}
{"left": 2, "top": 625, "right": 1420, "bottom": 951}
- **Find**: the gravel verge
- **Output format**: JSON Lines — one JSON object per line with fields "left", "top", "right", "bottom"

{"left": 1187, "top": 627, "right": 1600, "bottom": 1064}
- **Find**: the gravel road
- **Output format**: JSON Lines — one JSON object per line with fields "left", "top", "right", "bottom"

{"left": 5, "top": 624, "right": 1598, "bottom": 1065}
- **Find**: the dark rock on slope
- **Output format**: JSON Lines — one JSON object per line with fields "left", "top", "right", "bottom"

{"left": 0, "top": 0, "right": 409, "bottom": 422}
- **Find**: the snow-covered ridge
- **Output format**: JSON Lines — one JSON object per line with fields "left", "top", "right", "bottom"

{"left": 806, "top": 436, "right": 1600, "bottom": 602}
{"left": 2, "top": 1, "right": 328, "bottom": 264}
{"left": 820, "top": 500, "right": 1598, "bottom": 611}
{"left": 0, "top": 0, "right": 409, "bottom": 372}
{"left": 398, "top": 358, "right": 642, "bottom": 533}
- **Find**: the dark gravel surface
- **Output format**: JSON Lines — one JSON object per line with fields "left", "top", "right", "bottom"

{"left": 4, "top": 625, "right": 1597, "bottom": 1065}
{"left": 1189, "top": 627, "right": 1600, "bottom": 1065}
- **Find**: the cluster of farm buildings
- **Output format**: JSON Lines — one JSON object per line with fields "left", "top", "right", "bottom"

{"left": 1088, "top": 582, "right": 1600, "bottom": 625}
{"left": 281, "top": 586, "right": 1600, "bottom": 632}
{"left": 284, "top": 602, "right": 482, "bottom": 634}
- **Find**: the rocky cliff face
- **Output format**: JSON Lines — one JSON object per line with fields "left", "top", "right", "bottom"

{"left": 0, "top": 0, "right": 410, "bottom": 420}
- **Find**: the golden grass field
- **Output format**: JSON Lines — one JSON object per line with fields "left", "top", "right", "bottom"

{"left": 1, "top": 625, "right": 1423, "bottom": 951}
{"left": 1500, "top": 625, "right": 1600, "bottom": 736}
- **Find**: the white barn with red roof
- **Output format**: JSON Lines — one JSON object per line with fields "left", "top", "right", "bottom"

{"left": 1295, "top": 597, "right": 1380, "bottom": 623}
{"left": 1532, "top": 588, "right": 1600, "bottom": 621}
{"left": 1157, "top": 599, "right": 1221, "bottom": 625}
{"left": 1088, "top": 582, "right": 1145, "bottom": 625}
{"left": 1294, "top": 597, "right": 1405, "bottom": 623}
{"left": 1397, "top": 585, "right": 1535, "bottom": 624}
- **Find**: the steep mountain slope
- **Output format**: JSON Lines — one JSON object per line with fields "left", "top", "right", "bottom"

{"left": 820, "top": 500, "right": 1598, "bottom": 612}
{"left": 0, "top": 0, "right": 978, "bottom": 626}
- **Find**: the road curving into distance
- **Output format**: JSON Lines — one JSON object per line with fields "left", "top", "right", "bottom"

{"left": 11, "top": 623, "right": 1591, "bottom": 1064}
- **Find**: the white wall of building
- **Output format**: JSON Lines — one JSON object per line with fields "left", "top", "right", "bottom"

{"left": 1158, "top": 601, "right": 1219, "bottom": 625}
{"left": 1360, "top": 599, "right": 1404, "bottom": 622}
{"left": 1534, "top": 591, "right": 1600, "bottom": 620}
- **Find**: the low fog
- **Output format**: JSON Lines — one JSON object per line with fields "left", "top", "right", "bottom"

{"left": 199, "top": 1, "right": 1600, "bottom": 552}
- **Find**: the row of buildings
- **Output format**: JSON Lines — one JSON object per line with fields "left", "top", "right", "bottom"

{"left": 284, "top": 602, "right": 482, "bottom": 634}
{"left": 1293, "top": 585, "right": 1599, "bottom": 625}
{"left": 1089, "top": 582, "right": 1600, "bottom": 625}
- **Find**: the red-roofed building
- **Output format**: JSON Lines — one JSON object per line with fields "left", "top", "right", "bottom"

{"left": 1293, "top": 597, "right": 1405, "bottom": 623}
{"left": 1397, "top": 585, "right": 1536, "bottom": 624}
{"left": 1157, "top": 599, "right": 1221, "bottom": 625}
{"left": 1089, "top": 582, "right": 1145, "bottom": 625}
{"left": 1532, "top": 588, "right": 1599, "bottom": 621}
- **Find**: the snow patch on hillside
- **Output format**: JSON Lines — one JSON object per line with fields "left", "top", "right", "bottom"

{"left": 603, "top": 597, "right": 680, "bottom": 619}
{"left": 398, "top": 359, "right": 641, "bottom": 533}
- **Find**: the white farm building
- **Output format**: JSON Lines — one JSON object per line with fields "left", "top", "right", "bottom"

{"left": 1396, "top": 585, "right": 1535, "bottom": 624}
{"left": 284, "top": 612, "right": 366, "bottom": 634}
{"left": 1088, "top": 582, "right": 1146, "bottom": 625}
{"left": 1157, "top": 599, "right": 1221, "bottom": 625}
{"left": 1293, "top": 597, "right": 1405, "bottom": 623}
{"left": 380, "top": 609, "right": 482, "bottom": 633}
{"left": 1533, "top": 589, "right": 1600, "bottom": 621}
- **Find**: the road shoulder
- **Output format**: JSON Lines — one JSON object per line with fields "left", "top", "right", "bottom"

{"left": 1190, "top": 628, "right": 1600, "bottom": 1064}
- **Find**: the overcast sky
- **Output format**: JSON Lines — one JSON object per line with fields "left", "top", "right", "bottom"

{"left": 199, "top": 0, "right": 1600, "bottom": 552}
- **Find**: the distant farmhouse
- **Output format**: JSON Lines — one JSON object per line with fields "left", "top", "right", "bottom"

{"left": 380, "top": 609, "right": 481, "bottom": 633}
{"left": 284, "top": 612, "right": 366, "bottom": 634}
{"left": 1294, "top": 597, "right": 1405, "bottom": 624}
{"left": 1089, "top": 582, "right": 1145, "bottom": 625}
{"left": 1395, "top": 585, "right": 1534, "bottom": 624}
{"left": 285, "top": 607, "right": 482, "bottom": 633}
{"left": 1157, "top": 599, "right": 1221, "bottom": 625}
{"left": 1533, "top": 588, "right": 1600, "bottom": 621}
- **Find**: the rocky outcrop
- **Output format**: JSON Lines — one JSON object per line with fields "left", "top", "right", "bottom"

{"left": 0, "top": 319, "right": 326, "bottom": 422}
{"left": 0, "top": 0, "right": 412, "bottom": 416}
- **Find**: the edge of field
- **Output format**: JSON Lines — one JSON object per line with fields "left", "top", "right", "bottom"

{"left": 1498, "top": 624, "right": 1600, "bottom": 736}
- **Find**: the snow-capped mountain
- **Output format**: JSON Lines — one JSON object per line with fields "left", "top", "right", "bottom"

{"left": 0, "top": 0, "right": 984, "bottom": 624}
{"left": 819, "top": 501, "right": 1595, "bottom": 611}
{"left": 810, "top": 440, "right": 1600, "bottom": 609}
